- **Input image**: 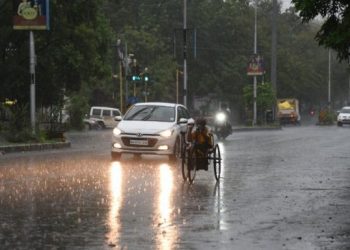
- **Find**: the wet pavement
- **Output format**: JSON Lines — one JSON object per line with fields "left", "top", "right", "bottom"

{"left": 0, "top": 125, "right": 350, "bottom": 249}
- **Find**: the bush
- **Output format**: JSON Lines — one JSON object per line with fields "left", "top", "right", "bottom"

{"left": 68, "top": 94, "right": 89, "bottom": 130}
{"left": 3, "top": 104, "right": 38, "bottom": 143}
{"left": 318, "top": 108, "right": 335, "bottom": 125}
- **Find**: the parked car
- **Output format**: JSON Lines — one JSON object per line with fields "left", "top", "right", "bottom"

{"left": 89, "top": 106, "right": 122, "bottom": 128}
{"left": 83, "top": 116, "right": 100, "bottom": 130}
{"left": 337, "top": 106, "right": 350, "bottom": 126}
{"left": 111, "top": 102, "right": 191, "bottom": 161}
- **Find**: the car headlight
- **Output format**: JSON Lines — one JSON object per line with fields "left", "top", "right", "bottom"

{"left": 160, "top": 129, "right": 173, "bottom": 138}
{"left": 113, "top": 127, "right": 122, "bottom": 136}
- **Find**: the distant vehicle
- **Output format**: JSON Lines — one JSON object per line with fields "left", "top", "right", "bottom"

{"left": 337, "top": 106, "right": 350, "bottom": 127}
{"left": 111, "top": 102, "right": 191, "bottom": 161}
{"left": 277, "top": 98, "right": 301, "bottom": 125}
{"left": 89, "top": 106, "right": 122, "bottom": 129}
{"left": 309, "top": 109, "right": 315, "bottom": 116}
{"left": 213, "top": 111, "right": 232, "bottom": 140}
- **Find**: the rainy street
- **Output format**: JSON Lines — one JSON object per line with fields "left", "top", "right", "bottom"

{"left": 0, "top": 125, "right": 350, "bottom": 250}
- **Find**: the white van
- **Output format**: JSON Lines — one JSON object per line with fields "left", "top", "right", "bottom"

{"left": 89, "top": 106, "right": 122, "bottom": 128}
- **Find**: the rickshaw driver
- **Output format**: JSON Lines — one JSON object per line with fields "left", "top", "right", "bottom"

{"left": 186, "top": 117, "right": 214, "bottom": 170}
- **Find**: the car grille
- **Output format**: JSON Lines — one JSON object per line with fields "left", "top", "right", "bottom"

{"left": 121, "top": 137, "right": 158, "bottom": 147}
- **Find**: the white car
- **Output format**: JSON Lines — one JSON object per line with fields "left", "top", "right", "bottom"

{"left": 89, "top": 106, "right": 122, "bottom": 128}
{"left": 111, "top": 102, "right": 191, "bottom": 161}
{"left": 337, "top": 106, "right": 350, "bottom": 126}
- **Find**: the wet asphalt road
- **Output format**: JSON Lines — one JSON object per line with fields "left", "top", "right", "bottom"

{"left": 0, "top": 124, "right": 350, "bottom": 250}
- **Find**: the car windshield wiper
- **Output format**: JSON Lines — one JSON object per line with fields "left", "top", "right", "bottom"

{"left": 141, "top": 107, "right": 157, "bottom": 121}
{"left": 125, "top": 107, "right": 149, "bottom": 120}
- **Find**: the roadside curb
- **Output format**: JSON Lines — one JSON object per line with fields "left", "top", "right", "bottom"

{"left": 0, "top": 141, "right": 71, "bottom": 154}
{"left": 232, "top": 126, "right": 282, "bottom": 132}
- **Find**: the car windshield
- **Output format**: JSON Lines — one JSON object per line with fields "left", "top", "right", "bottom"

{"left": 123, "top": 105, "right": 175, "bottom": 122}
{"left": 340, "top": 108, "right": 350, "bottom": 114}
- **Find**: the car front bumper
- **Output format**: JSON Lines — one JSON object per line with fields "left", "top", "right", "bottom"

{"left": 338, "top": 119, "right": 350, "bottom": 124}
{"left": 111, "top": 134, "right": 176, "bottom": 155}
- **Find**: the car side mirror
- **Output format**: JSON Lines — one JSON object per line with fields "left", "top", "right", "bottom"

{"left": 114, "top": 116, "right": 122, "bottom": 121}
{"left": 179, "top": 118, "right": 188, "bottom": 124}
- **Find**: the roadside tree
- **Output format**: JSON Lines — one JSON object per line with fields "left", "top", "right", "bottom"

{"left": 292, "top": 0, "right": 350, "bottom": 61}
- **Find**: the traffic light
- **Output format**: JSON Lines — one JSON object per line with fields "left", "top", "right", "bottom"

{"left": 129, "top": 64, "right": 141, "bottom": 82}
{"left": 132, "top": 75, "right": 142, "bottom": 81}
{"left": 143, "top": 73, "right": 150, "bottom": 83}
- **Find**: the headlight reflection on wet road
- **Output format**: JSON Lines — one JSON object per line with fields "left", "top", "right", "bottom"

{"left": 157, "top": 163, "right": 177, "bottom": 250}
{"left": 215, "top": 142, "right": 227, "bottom": 231}
{"left": 218, "top": 141, "right": 225, "bottom": 179}
{"left": 106, "top": 161, "right": 123, "bottom": 246}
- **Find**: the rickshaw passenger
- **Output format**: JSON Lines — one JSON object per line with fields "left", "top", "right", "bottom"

{"left": 187, "top": 117, "right": 214, "bottom": 170}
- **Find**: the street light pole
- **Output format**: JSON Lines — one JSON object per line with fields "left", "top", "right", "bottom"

{"left": 29, "top": 31, "right": 36, "bottom": 135}
{"left": 116, "top": 39, "right": 124, "bottom": 113}
{"left": 348, "top": 69, "right": 350, "bottom": 105}
{"left": 176, "top": 69, "right": 183, "bottom": 104}
{"left": 144, "top": 67, "right": 149, "bottom": 102}
{"left": 328, "top": 49, "right": 331, "bottom": 109}
{"left": 271, "top": 0, "right": 277, "bottom": 93}
{"left": 176, "top": 69, "right": 179, "bottom": 104}
{"left": 183, "top": 0, "right": 188, "bottom": 107}
{"left": 119, "top": 61, "right": 123, "bottom": 112}
{"left": 348, "top": 58, "right": 350, "bottom": 105}
{"left": 253, "top": 5, "right": 257, "bottom": 126}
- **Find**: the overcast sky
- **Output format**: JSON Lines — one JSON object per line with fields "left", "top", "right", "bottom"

{"left": 280, "top": 0, "right": 293, "bottom": 11}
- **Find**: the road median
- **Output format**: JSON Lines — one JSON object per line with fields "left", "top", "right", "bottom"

{"left": 232, "top": 125, "right": 282, "bottom": 132}
{"left": 0, "top": 141, "right": 71, "bottom": 154}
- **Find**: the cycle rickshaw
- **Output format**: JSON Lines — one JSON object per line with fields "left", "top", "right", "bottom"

{"left": 181, "top": 132, "right": 222, "bottom": 184}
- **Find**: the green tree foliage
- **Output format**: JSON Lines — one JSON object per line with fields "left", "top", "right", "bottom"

{"left": 68, "top": 93, "right": 89, "bottom": 131}
{"left": 3, "top": 104, "right": 36, "bottom": 142}
{"left": 0, "top": 0, "right": 115, "bottom": 108}
{"left": 243, "top": 82, "right": 276, "bottom": 123}
{"left": 292, "top": 0, "right": 350, "bottom": 61}
{"left": 1, "top": 0, "right": 349, "bottom": 127}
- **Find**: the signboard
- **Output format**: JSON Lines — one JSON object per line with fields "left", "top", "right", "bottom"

{"left": 247, "top": 54, "right": 265, "bottom": 76}
{"left": 13, "top": 0, "right": 50, "bottom": 30}
{"left": 127, "top": 96, "right": 139, "bottom": 105}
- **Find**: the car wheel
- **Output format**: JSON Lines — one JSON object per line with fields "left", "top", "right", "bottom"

{"left": 111, "top": 152, "right": 121, "bottom": 160}
{"left": 97, "top": 122, "right": 105, "bottom": 130}
{"left": 337, "top": 122, "right": 343, "bottom": 127}
{"left": 169, "top": 137, "right": 181, "bottom": 162}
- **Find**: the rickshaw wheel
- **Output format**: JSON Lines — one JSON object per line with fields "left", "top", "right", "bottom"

{"left": 181, "top": 146, "right": 188, "bottom": 181}
{"left": 213, "top": 144, "right": 221, "bottom": 181}
{"left": 187, "top": 147, "right": 197, "bottom": 184}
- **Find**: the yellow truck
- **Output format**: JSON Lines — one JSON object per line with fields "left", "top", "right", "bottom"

{"left": 277, "top": 98, "right": 301, "bottom": 125}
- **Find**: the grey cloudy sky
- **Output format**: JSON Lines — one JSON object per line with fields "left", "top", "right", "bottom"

{"left": 280, "top": 0, "right": 293, "bottom": 11}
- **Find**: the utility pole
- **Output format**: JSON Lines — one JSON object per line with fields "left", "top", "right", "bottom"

{"left": 119, "top": 61, "right": 123, "bottom": 113}
{"left": 176, "top": 69, "right": 183, "bottom": 104}
{"left": 183, "top": 0, "right": 188, "bottom": 107}
{"left": 144, "top": 67, "right": 149, "bottom": 102}
{"left": 348, "top": 67, "right": 350, "bottom": 105}
{"left": 328, "top": 49, "right": 331, "bottom": 109}
{"left": 29, "top": 31, "right": 36, "bottom": 135}
{"left": 253, "top": 5, "right": 257, "bottom": 126}
{"left": 116, "top": 39, "right": 124, "bottom": 113}
{"left": 125, "top": 44, "right": 129, "bottom": 108}
{"left": 271, "top": 0, "right": 277, "bottom": 93}
{"left": 348, "top": 54, "right": 350, "bottom": 105}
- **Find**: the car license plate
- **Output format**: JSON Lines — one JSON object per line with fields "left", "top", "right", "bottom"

{"left": 130, "top": 139, "right": 148, "bottom": 146}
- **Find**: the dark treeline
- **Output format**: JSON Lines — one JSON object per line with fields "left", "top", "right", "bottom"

{"left": 0, "top": 0, "right": 348, "bottom": 121}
